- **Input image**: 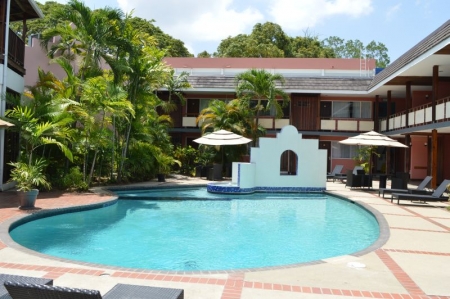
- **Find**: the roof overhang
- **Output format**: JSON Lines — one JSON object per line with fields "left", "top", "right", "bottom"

{"left": 9, "top": 0, "right": 44, "bottom": 22}
{"left": 368, "top": 20, "right": 450, "bottom": 98}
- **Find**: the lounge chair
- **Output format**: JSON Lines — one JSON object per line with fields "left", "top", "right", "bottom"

{"left": 4, "top": 281, "right": 184, "bottom": 299}
{"left": 391, "top": 179, "right": 450, "bottom": 204}
{"left": 0, "top": 274, "right": 53, "bottom": 298}
{"left": 378, "top": 176, "right": 432, "bottom": 198}
{"left": 327, "top": 165, "right": 344, "bottom": 181}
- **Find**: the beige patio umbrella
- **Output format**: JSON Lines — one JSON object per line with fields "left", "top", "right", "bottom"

{"left": 193, "top": 130, "right": 252, "bottom": 174}
{"left": 339, "top": 131, "right": 408, "bottom": 175}
{"left": 0, "top": 119, "right": 14, "bottom": 128}
{"left": 193, "top": 130, "right": 252, "bottom": 146}
{"left": 339, "top": 131, "right": 408, "bottom": 148}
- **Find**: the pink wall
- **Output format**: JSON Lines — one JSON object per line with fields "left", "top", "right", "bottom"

{"left": 438, "top": 79, "right": 450, "bottom": 99}
{"left": 392, "top": 97, "right": 406, "bottom": 112}
{"left": 24, "top": 37, "right": 69, "bottom": 87}
{"left": 410, "top": 136, "right": 428, "bottom": 179}
{"left": 24, "top": 37, "right": 110, "bottom": 88}
{"left": 331, "top": 159, "right": 355, "bottom": 175}
{"left": 443, "top": 135, "right": 450, "bottom": 180}
{"left": 412, "top": 91, "right": 432, "bottom": 107}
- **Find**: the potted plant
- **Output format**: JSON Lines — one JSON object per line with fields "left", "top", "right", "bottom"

{"left": 5, "top": 105, "right": 73, "bottom": 208}
{"left": 8, "top": 158, "right": 51, "bottom": 209}
{"left": 155, "top": 153, "right": 181, "bottom": 182}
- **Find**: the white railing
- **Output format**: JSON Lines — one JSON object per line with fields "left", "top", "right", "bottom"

{"left": 380, "top": 96, "right": 450, "bottom": 132}
{"left": 182, "top": 116, "right": 289, "bottom": 129}
{"left": 182, "top": 116, "right": 197, "bottom": 127}
{"left": 320, "top": 119, "right": 374, "bottom": 131}
{"left": 259, "top": 118, "right": 290, "bottom": 129}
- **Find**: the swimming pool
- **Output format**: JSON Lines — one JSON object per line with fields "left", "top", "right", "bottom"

{"left": 9, "top": 188, "right": 380, "bottom": 271}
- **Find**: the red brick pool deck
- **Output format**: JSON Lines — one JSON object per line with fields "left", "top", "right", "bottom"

{"left": 0, "top": 178, "right": 449, "bottom": 299}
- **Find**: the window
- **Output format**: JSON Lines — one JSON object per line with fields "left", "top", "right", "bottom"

{"left": 199, "top": 99, "right": 213, "bottom": 112}
{"left": 187, "top": 99, "right": 200, "bottom": 115}
{"left": 331, "top": 142, "right": 359, "bottom": 159}
{"left": 329, "top": 101, "right": 372, "bottom": 119}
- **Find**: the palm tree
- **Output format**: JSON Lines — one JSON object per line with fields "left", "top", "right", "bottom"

{"left": 40, "top": 0, "right": 124, "bottom": 79}
{"left": 197, "top": 99, "right": 253, "bottom": 137}
{"left": 80, "top": 73, "right": 133, "bottom": 186}
{"left": 5, "top": 105, "right": 74, "bottom": 165}
{"left": 196, "top": 99, "right": 256, "bottom": 165}
{"left": 235, "top": 69, "right": 290, "bottom": 145}
{"left": 114, "top": 29, "right": 170, "bottom": 182}
{"left": 159, "top": 69, "right": 191, "bottom": 113}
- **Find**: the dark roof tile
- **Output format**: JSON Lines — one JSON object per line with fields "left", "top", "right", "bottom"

{"left": 368, "top": 19, "right": 450, "bottom": 90}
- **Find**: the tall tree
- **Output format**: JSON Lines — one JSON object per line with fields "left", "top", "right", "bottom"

{"left": 40, "top": 0, "right": 124, "bottom": 79}
{"left": 251, "top": 22, "right": 292, "bottom": 57}
{"left": 321, "top": 36, "right": 346, "bottom": 57}
{"left": 197, "top": 51, "right": 212, "bottom": 58}
{"left": 365, "top": 41, "right": 390, "bottom": 68}
{"left": 128, "top": 17, "right": 192, "bottom": 57}
{"left": 80, "top": 73, "right": 133, "bottom": 186}
{"left": 322, "top": 36, "right": 390, "bottom": 67}
{"left": 291, "top": 36, "right": 335, "bottom": 58}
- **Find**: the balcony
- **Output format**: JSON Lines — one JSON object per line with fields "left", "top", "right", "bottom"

{"left": 181, "top": 116, "right": 289, "bottom": 130}
{"left": 380, "top": 96, "right": 450, "bottom": 131}
{"left": 0, "top": 28, "right": 25, "bottom": 75}
{"left": 320, "top": 119, "right": 374, "bottom": 132}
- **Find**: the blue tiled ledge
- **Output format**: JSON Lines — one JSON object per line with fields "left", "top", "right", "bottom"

{"left": 207, "top": 183, "right": 325, "bottom": 194}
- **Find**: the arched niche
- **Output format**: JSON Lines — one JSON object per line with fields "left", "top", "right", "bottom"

{"left": 280, "top": 150, "right": 298, "bottom": 175}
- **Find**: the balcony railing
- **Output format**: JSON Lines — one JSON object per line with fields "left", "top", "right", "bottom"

{"left": 181, "top": 115, "right": 290, "bottom": 130}
{"left": 0, "top": 28, "right": 25, "bottom": 75}
{"left": 183, "top": 114, "right": 375, "bottom": 132}
{"left": 320, "top": 119, "right": 374, "bottom": 132}
{"left": 380, "top": 96, "right": 450, "bottom": 131}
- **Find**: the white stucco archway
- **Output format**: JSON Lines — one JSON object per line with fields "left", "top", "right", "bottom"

{"left": 208, "top": 125, "right": 327, "bottom": 193}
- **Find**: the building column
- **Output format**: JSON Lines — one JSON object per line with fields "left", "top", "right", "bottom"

{"left": 386, "top": 91, "right": 391, "bottom": 131}
{"left": 432, "top": 65, "right": 438, "bottom": 123}
{"left": 405, "top": 134, "right": 411, "bottom": 174}
{"left": 374, "top": 95, "right": 379, "bottom": 131}
{"left": 405, "top": 81, "right": 411, "bottom": 127}
{"left": 431, "top": 129, "right": 438, "bottom": 189}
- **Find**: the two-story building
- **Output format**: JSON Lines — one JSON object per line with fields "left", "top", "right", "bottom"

{"left": 163, "top": 57, "right": 377, "bottom": 175}
{"left": 0, "top": 0, "right": 43, "bottom": 190}
{"left": 162, "top": 20, "right": 450, "bottom": 187}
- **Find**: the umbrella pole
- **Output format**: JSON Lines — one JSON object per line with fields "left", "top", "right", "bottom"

{"left": 385, "top": 147, "right": 390, "bottom": 175}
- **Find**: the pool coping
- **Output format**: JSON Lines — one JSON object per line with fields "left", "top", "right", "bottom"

{"left": 0, "top": 186, "right": 389, "bottom": 275}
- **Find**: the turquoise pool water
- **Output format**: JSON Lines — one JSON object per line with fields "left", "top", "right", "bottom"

{"left": 10, "top": 188, "right": 379, "bottom": 271}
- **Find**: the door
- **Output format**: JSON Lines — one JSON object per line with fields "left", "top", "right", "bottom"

{"left": 291, "top": 94, "right": 319, "bottom": 130}
{"left": 319, "top": 141, "right": 331, "bottom": 173}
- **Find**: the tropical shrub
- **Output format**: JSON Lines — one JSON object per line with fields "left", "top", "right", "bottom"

{"left": 174, "top": 146, "right": 198, "bottom": 176}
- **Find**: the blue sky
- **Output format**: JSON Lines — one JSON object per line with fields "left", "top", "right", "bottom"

{"left": 50, "top": 0, "right": 449, "bottom": 63}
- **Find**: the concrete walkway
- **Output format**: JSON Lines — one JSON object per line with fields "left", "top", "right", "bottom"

{"left": 0, "top": 176, "right": 449, "bottom": 299}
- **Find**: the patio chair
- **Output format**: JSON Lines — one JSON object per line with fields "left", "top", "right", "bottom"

{"left": 391, "top": 179, "right": 450, "bottom": 204}
{"left": 327, "top": 165, "right": 344, "bottom": 181}
{"left": 378, "top": 176, "right": 432, "bottom": 198}
{"left": 4, "top": 281, "right": 184, "bottom": 299}
{"left": 0, "top": 274, "right": 53, "bottom": 298}
{"left": 345, "top": 169, "right": 372, "bottom": 189}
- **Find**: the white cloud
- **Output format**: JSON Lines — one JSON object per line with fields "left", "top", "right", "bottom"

{"left": 267, "top": 0, "right": 373, "bottom": 32}
{"left": 116, "top": 0, "right": 263, "bottom": 53}
{"left": 385, "top": 3, "right": 401, "bottom": 20}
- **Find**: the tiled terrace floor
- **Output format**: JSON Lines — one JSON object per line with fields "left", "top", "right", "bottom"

{"left": 0, "top": 177, "right": 449, "bottom": 299}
